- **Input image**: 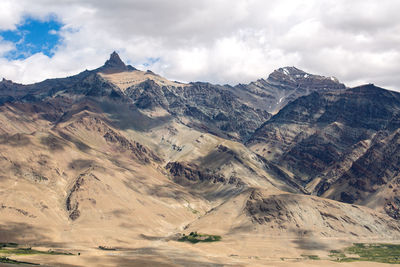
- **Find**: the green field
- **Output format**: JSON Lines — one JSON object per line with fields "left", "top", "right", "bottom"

{"left": 177, "top": 232, "right": 221, "bottom": 244}
{"left": 0, "top": 256, "right": 39, "bottom": 265}
{"left": 0, "top": 242, "right": 73, "bottom": 265}
{"left": 301, "top": 254, "right": 320, "bottom": 260}
{"left": 329, "top": 243, "right": 400, "bottom": 264}
{"left": 0, "top": 246, "right": 72, "bottom": 256}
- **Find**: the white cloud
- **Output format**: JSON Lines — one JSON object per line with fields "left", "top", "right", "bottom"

{"left": 0, "top": 0, "right": 400, "bottom": 90}
{"left": 0, "top": 37, "right": 14, "bottom": 56}
{"left": 0, "top": 0, "right": 24, "bottom": 31}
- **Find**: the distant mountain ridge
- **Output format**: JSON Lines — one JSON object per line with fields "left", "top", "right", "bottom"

{"left": 0, "top": 52, "right": 346, "bottom": 141}
{"left": 232, "top": 66, "right": 346, "bottom": 113}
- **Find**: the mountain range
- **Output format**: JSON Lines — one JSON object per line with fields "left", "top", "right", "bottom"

{"left": 0, "top": 52, "right": 399, "bottom": 266}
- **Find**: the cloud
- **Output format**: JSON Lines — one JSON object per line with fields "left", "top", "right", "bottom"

{"left": 0, "top": 0, "right": 399, "bottom": 91}
{"left": 0, "top": 37, "right": 14, "bottom": 56}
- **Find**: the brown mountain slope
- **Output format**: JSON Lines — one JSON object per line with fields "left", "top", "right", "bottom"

{"left": 186, "top": 188, "right": 400, "bottom": 239}
{"left": 247, "top": 84, "right": 400, "bottom": 219}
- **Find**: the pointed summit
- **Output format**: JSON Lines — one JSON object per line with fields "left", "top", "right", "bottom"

{"left": 276, "top": 66, "right": 306, "bottom": 76}
{"left": 268, "top": 66, "right": 307, "bottom": 80}
{"left": 267, "top": 66, "right": 344, "bottom": 88}
{"left": 104, "top": 51, "right": 125, "bottom": 69}
{"left": 97, "top": 51, "right": 136, "bottom": 74}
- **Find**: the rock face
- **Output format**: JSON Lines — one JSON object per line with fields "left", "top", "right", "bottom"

{"left": 248, "top": 84, "right": 400, "bottom": 218}
{"left": 244, "top": 189, "right": 400, "bottom": 238}
{"left": 111, "top": 66, "right": 345, "bottom": 140}
{"left": 127, "top": 80, "right": 271, "bottom": 140}
{"left": 96, "top": 51, "right": 136, "bottom": 74}
{"left": 165, "top": 161, "right": 244, "bottom": 188}
{"left": 230, "top": 66, "right": 346, "bottom": 113}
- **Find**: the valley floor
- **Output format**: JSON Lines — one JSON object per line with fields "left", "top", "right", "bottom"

{"left": 2, "top": 237, "right": 400, "bottom": 266}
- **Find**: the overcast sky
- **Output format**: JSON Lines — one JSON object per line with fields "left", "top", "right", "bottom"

{"left": 0, "top": 0, "right": 399, "bottom": 90}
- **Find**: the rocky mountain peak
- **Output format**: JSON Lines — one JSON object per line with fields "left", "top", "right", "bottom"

{"left": 275, "top": 66, "right": 306, "bottom": 76}
{"left": 268, "top": 66, "right": 339, "bottom": 82}
{"left": 267, "top": 66, "right": 345, "bottom": 90}
{"left": 96, "top": 51, "right": 136, "bottom": 74}
{"left": 230, "top": 66, "right": 346, "bottom": 113}
{"left": 1, "top": 78, "right": 13, "bottom": 83}
{"left": 105, "top": 51, "right": 125, "bottom": 68}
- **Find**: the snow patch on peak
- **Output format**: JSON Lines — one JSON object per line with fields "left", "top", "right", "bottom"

{"left": 283, "top": 68, "right": 290, "bottom": 75}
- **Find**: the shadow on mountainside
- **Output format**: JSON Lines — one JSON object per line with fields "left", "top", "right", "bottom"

{"left": 97, "top": 99, "right": 173, "bottom": 132}
{"left": 40, "top": 134, "right": 67, "bottom": 151}
{"left": 289, "top": 226, "right": 331, "bottom": 251}
{"left": 0, "top": 133, "right": 32, "bottom": 147}
{"left": 0, "top": 223, "right": 53, "bottom": 245}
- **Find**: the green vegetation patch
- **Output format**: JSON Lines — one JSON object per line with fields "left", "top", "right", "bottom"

{"left": 178, "top": 232, "right": 221, "bottom": 244}
{"left": 0, "top": 246, "right": 73, "bottom": 256}
{"left": 98, "top": 246, "right": 117, "bottom": 251}
{"left": 0, "top": 256, "right": 39, "bottom": 265}
{"left": 0, "top": 243, "right": 18, "bottom": 248}
{"left": 301, "top": 254, "right": 320, "bottom": 260}
{"left": 329, "top": 243, "right": 400, "bottom": 264}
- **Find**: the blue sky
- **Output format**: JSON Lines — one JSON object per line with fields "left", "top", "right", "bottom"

{"left": 0, "top": 17, "right": 62, "bottom": 60}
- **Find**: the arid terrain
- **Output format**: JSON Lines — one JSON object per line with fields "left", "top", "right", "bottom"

{"left": 1, "top": 52, "right": 400, "bottom": 266}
